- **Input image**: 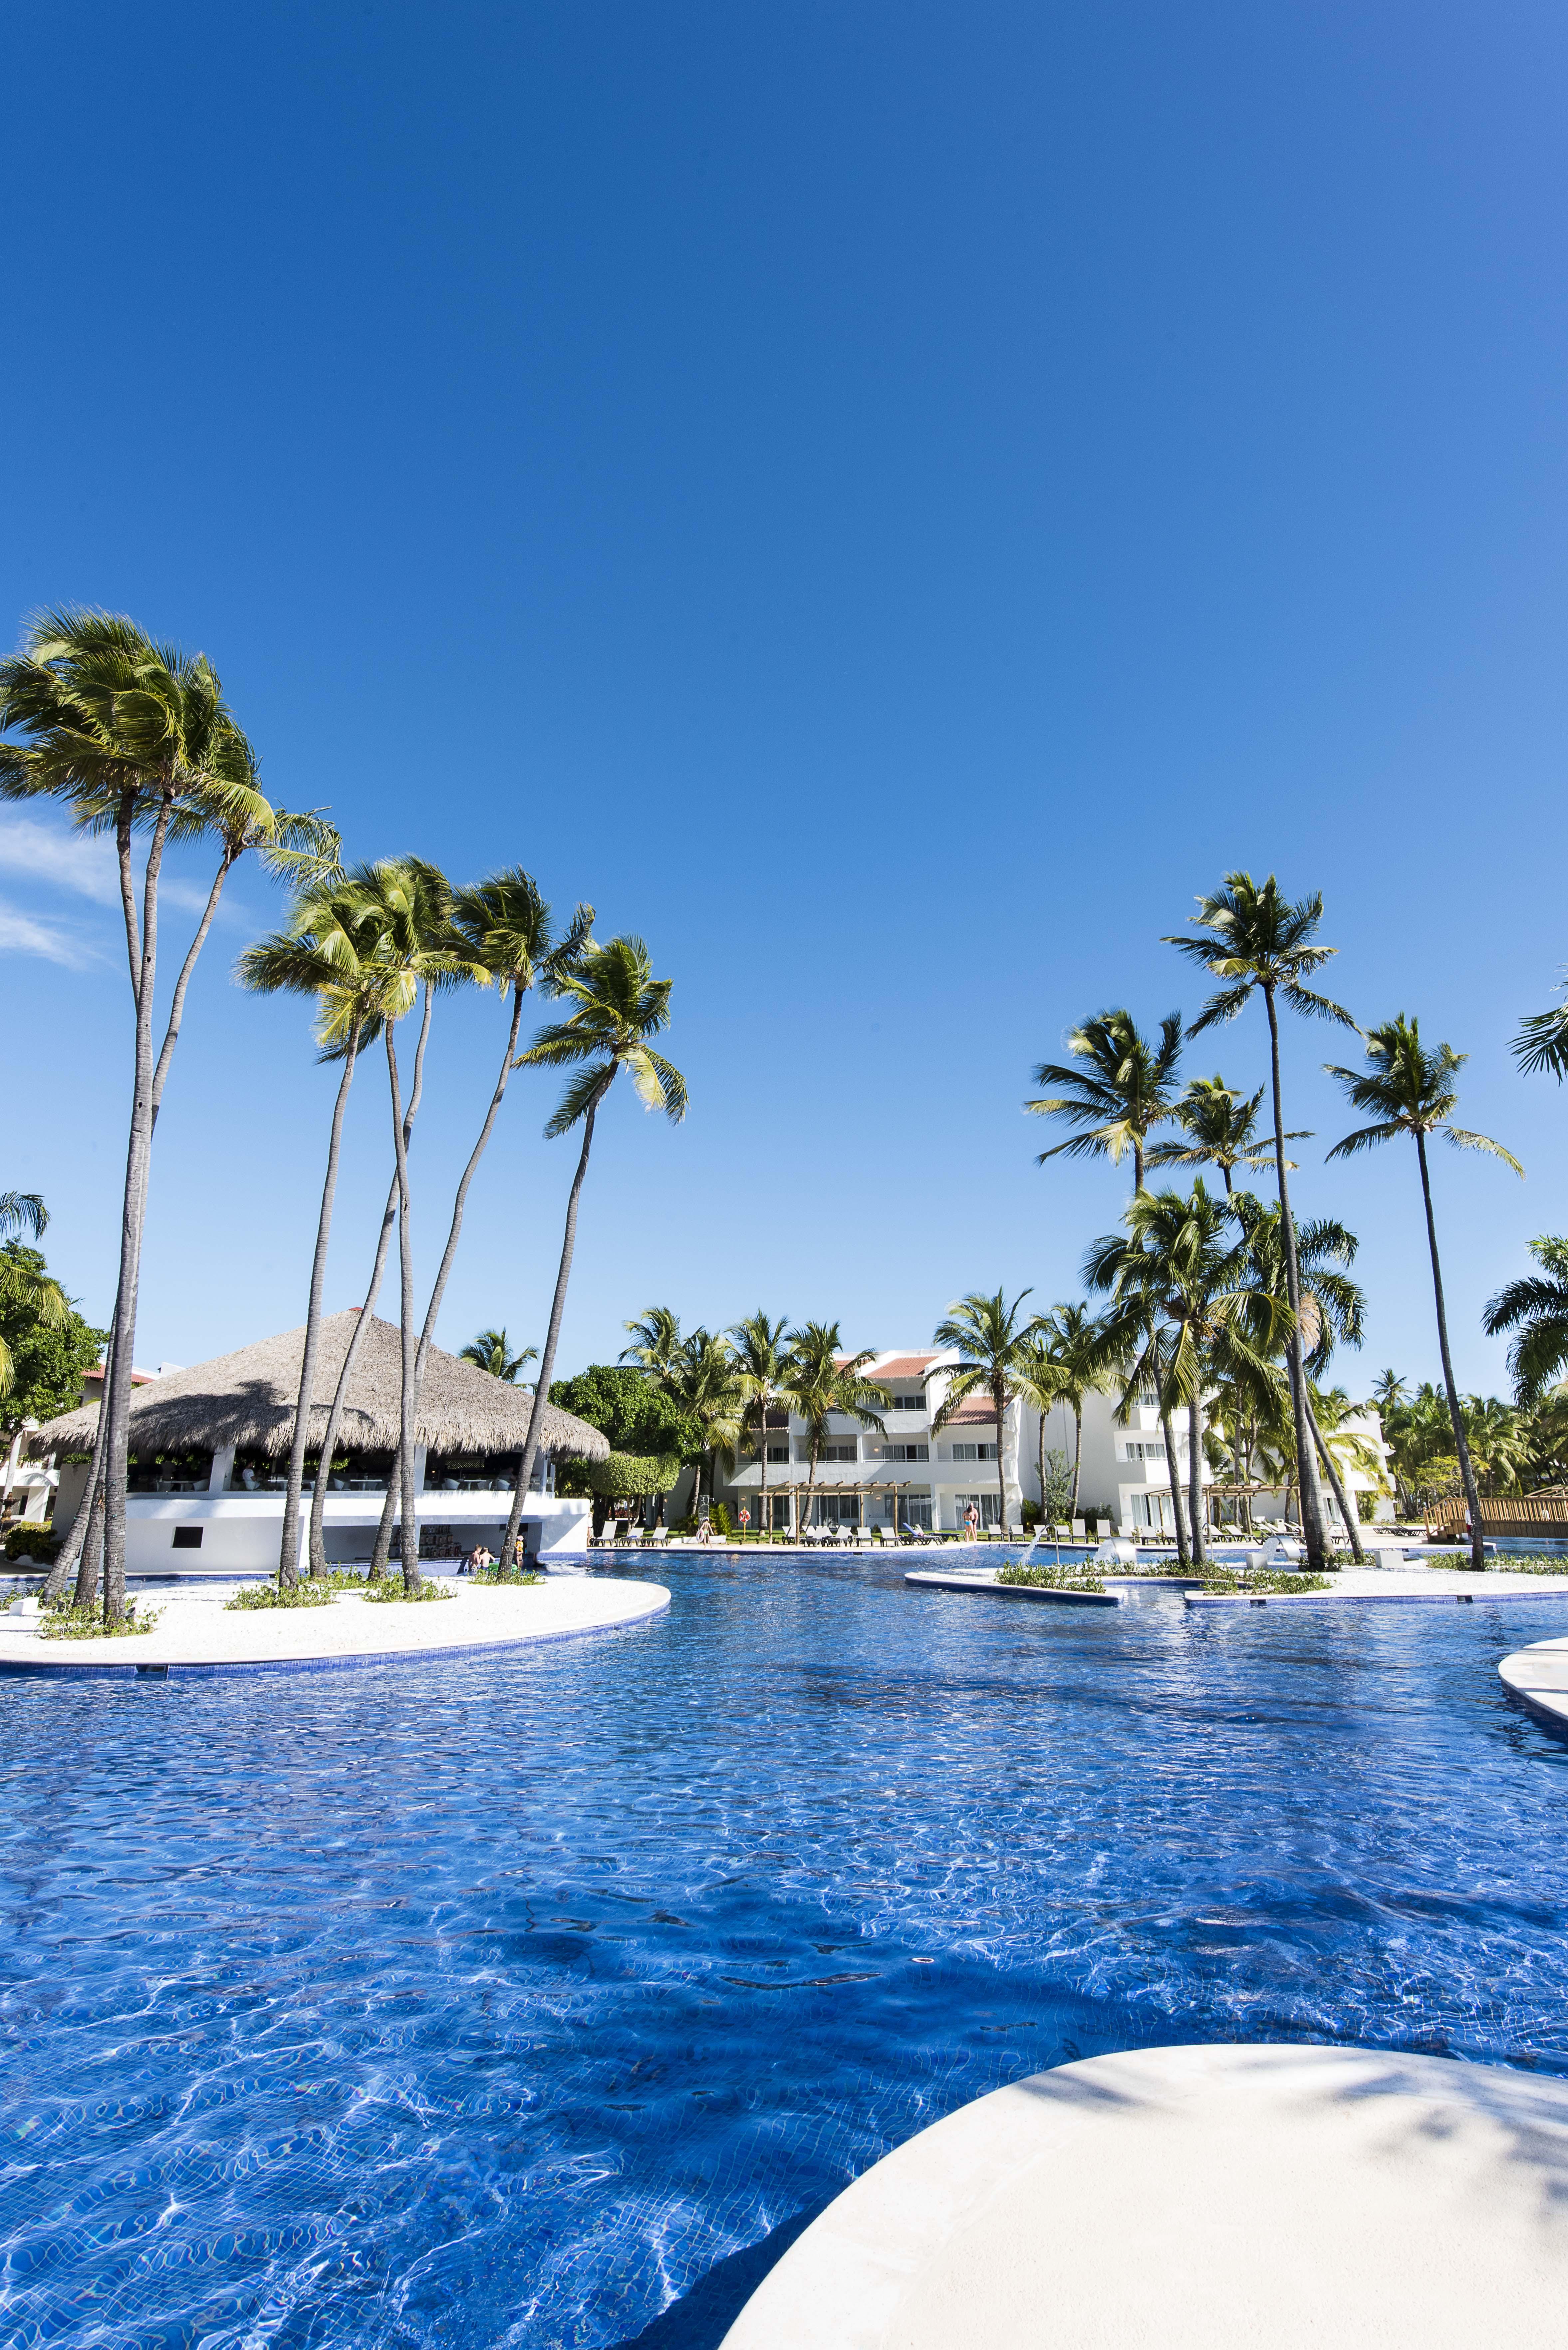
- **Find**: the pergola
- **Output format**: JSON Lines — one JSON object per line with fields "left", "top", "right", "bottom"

{"left": 731, "top": 1475, "right": 925, "bottom": 1533}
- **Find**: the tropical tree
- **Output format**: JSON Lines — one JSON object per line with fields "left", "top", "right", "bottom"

{"left": 501, "top": 938, "right": 686, "bottom": 1566}
{"left": 1370, "top": 1368, "right": 1408, "bottom": 1418}
{"left": 1025, "top": 1009, "right": 1183, "bottom": 1192}
{"left": 1086, "top": 1184, "right": 1281, "bottom": 1567}
{"left": 620, "top": 1306, "right": 685, "bottom": 1383}
{"left": 1012, "top": 1335, "right": 1070, "bottom": 1525}
{"left": 1030, "top": 1301, "right": 1109, "bottom": 1515}
{"left": 1229, "top": 1196, "right": 1370, "bottom": 1558}
{"left": 0, "top": 610, "right": 337, "bottom": 1621}
{"left": 1459, "top": 1395, "right": 1532, "bottom": 1494}
{"left": 461, "top": 1330, "right": 539, "bottom": 1384}
{"left": 0, "top": 1196, "right": 68, "bottom": 1400}
{"left": 729, "top": 1311, "right": 797, "bottom": 1536}
{"left": 785, "top": 1321, "right": 888, "bottom": 1539}
{"left": 1484, "top": 1239, "right": 1568, "bottom": 1408}
{"left": 1147, "top": 1076, "right": 1308, "bottom": 1194}
{"left": 1511, "top": 974, "right": 1568, "bottom": 1082}
{"left": 1327, "top": 1014, "right": 1522, "bottom": 1570}
{"left": 1165, "top": 871, "right": 1356, "bottom": 1572}
{"left": 928, "top": 1288, "right": 1044, "bottom": 1539}
{"left": 665, "top": 1329, "right": 744, "bottom": 1521}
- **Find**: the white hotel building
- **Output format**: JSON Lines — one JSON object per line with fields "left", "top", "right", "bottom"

{"left": 720, "top": 1350, "right": 1390, "bottom": 1537}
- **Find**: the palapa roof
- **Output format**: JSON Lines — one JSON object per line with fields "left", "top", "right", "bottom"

{"left": 30, "top": 1311, "right": 609, "bottom": 1464}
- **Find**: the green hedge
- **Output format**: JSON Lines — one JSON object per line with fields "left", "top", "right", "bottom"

{"left": 4, "top": 1523, "right": 58, "bottom": 1562}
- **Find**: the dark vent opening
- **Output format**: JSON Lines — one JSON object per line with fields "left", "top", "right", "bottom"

{"left": 171, "top": 1526, "right": 204, "bottom": 1550}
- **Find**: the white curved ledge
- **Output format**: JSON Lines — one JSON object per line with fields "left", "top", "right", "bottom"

{"left": 1499, "top": 1633, "right": 1568, "bottom": 1731}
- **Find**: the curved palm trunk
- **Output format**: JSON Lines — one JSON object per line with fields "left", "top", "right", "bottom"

{"left": 102, "top": 792, "right": 174, "bottom": 1625}
{"left": 1159, "top": 1396, "right": 1190, "bottom": 1567}
{"left": 1263, "top": 985, "right": 1328, "bottom": 1570}
{"left": 44, "top": 1328, "right": 114, "bottom": 1603}
{"left": 1070, "top": 1405, "right": 1083, "bottom": 1515}
{"left": 278, "top": 1028, "right": 360, "bottom": 1586}
{"left": 1416, "top": 1130, "right": 1487, "bottom": 1570}
{"left": 1308, "top": 1399, "right": 1366, "bottom": 1562}
{"left": 801, "top": 1445, "right": 819, "bottom": 1541}
{"left": 757, "top": 1393, "right": 770, "bottom": 1538}
{"left": 994, "top": 1381, "right": 1008, "bottom": 1537}
{"left": 502, "top": 1072, "right": 614, "bottom": 1567}
{"left": 385, "top": 1027, "right": 421, "bottom": 1592}
{"left": 1036, "top": 1411, "right": 1047, "bottom": 1523}
{"left": 148, "top": 845, "right": 240, "bottom": 1129}
{"left": 331, "top": 988, "right": 433, "bottom": 1578}
{"left": 1187, "top": 1383, "right": 1206, "bottom": 1568}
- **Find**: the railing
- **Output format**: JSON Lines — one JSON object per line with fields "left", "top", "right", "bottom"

{"left": 1425, "top": 1494, "right": 1568, "bottom": 1536}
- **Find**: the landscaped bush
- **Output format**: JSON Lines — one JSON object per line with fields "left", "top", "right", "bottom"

{"left": 996, "top": 1562, "right": 1106, "bottom": 1593}
{"left": 473, "top": 1565, "right": 543, "bottom": 1585}
{"left": 40, "top": 1598, "right": 162, "bottom": 1639}
{"left": 362, "top": 1576, "right": 453, "bottom": 1604}
{"left": 1482, "top": 1554, "right": 1568, "bottom": 1575}
{"left": 1357, "top": 1490, "right": 1381, "bottom": 1524}
{"left": 224, "top": 1580, "right": 335, "bottom": 1610}
{"left": 1197, "top": 1567, "right": 1332, "bottom": 1594}
{"left": 4, "top": 1524, "right": 58, "bottom": 1562}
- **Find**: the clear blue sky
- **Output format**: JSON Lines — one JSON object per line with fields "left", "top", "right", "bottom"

{"left": 2, "top": 0, "right": 1565, "bottom": 1395}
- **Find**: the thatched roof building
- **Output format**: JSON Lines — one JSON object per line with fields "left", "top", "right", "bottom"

{"left": 30, "top": 1311, "right": 609, "bottom": 1464}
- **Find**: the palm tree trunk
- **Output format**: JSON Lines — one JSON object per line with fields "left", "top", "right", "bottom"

{"left": 102, "top": 790, "right": 174, "bottom": 1625}
{"left": 1036, "top": 1411, "right": 1046, "bottom": 1524}
{"left": 1188, "top": 1384, "right": 1206, "bottom": 1567}
{"left": 802, "top": 1448, "right": 818, "bottom": 1540}
{"left": 148, "top": 845, "right": 240, "bottom": 1128}
{"left": 1416, "top": 1130, "right": 1487, "bottom": 1570}
{"left": 44, "top": 1329, "right": 114, "bottom": 1602}
{"left": 1159, "top": 1397, "right": 1190, "bottom": 1567}
{"left": 278, "top": 1027, "right": 360, "bottom": 1586}
{"left": 1070, "top": 1405, "right": 1083, "bottom": 1514}
{"left": 1263, "top": 984, "right": 1329, "bottom": 1570}
{"left": 70, "top": 1456, "right": 108, "bottom": 1608}
{"left": 994, "top": 1381, "right": 1008, "bottom": 1537}
{"left": 1308, "top": 1400, "right": 1366, "bottom": 1563}
{"left": 758, "top": 1396, "right": 769, "bottom": 1538}
{"left": 326, "top": 987, "right": 433, "bottom": 1579}
{"left": 501, "top": 1071, "right": 615, "bottom": 1567}
{"left": 1133, "top": 1140, "right": 1145, "bottom": 1192}
{"left": 385, "top": 1026, "right": 421, "bottom": 1592}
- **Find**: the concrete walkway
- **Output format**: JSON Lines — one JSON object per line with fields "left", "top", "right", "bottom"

{"left": 0, "top": 1577, "right": 668, "bottom": 1677}
{"left": 1498, "top": 1632, "right": 1568, "bottom": 1731}
{"left": 721, "top": 2042, "right": 1568, "bottom": 2350}
{"left": 1189, "top": 1563, "right": 1568, "bottom": 1607}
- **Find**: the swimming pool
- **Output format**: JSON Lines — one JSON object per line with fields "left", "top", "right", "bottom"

{"left": 5, "top": 1551, "right": 1568, "bottom": 2347}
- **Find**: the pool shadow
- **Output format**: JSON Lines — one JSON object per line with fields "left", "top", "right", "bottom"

{"left": 605, "top": 2206, "right": 821, "bottom": 2349}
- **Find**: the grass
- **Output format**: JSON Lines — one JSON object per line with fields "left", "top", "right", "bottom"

{"left": 224, "top": 1581, "right": 336, "bottom": 1611}
{"left": 362, "top": 1575, "right": 453, "bottom": 1604}
{"left": 995, "top": 1562, "right": 1107, "bottom": 1593}
{"left": 1193, "top": 1567, "right": 1333, "bottom": 1595}
{"left": 1480, "top": 1554, "right": 1568, "bottom": 1576}
{"left": 39, "top": 1599, "right": 163, "bottom": 1640}
{"left": 471, "top": 1566, "right": 543, "bottom": 1586}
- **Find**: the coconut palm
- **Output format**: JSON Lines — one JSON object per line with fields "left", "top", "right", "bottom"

{"left": 1030, "top": 1301, "right": 1110, "bottom": 1515}
{"left": 1370, "top": 1368, "right": 1408, "bottom": 1418}
{"left": 1511, "top": 974, "right": 1568, "bottom": 1082}
{"left": 0, "top": 609, "right": 317, "bottom": 1621}
{"left": 666, "top": 1329, "right": 744, "bottom": 1521}
{"left": 1484, "top": 1239, "right": 1568, "bottom": 1408}
{"left": 1147, "top": 1076, "right": 1308, "bottom": 1194}
{"left": 239, "top": 876, "right": 396, "bottom": 1583}
{"left": 1026, "top": 1009, "right": 1183, "bottom": 1192}
{"left": 1229, "top": 1196, "right": 1370, "bottom": 1558}
{"left": 728, "top": 1310, "right": 797, "bottom": 1536}
{"left": 0, "top": 1196, "right": 67, "bottom": 1398}
{"left": 620, "top": 1306, "right": 685, "bottom": 1383}
{"left": 461, "top": 1330, "right": 539, "bottom": 1384}
{"left": 929, "top": 1288, "right": 1044, "bottom": 1539}
{"left": 785, "top": 1322, "right": 888, "bottom": 1539}
{"left": 501, "top": 938, "right": 686, "bottom": 1565}
{"left": 1012, "top": 1335, "right": 1071, "bottom": 1525}
{"left": 1327, "top": 1014, "right": 1522, "bottom": 1570}
{"left": 1165, "top": 872, "right": 1356, "bottom": 1572}
{"left": 1086, "top": 1184, "right": 1281, "bottom": 1566}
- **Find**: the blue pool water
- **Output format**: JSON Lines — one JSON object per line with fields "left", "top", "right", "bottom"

{"left": 5, "top": 1553, "right": 1568, "bottom": 2348}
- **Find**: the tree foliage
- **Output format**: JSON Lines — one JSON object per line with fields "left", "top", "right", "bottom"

{"left": 0, "top": 1243, "right": 108, "bottom": 1435}
{"left": 549, "top": 1364, "right": 702, "bottom": 1463}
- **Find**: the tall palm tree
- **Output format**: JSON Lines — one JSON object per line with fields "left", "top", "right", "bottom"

{"left": 929, "top": 1288, "right": 1042, "bottom": 1539}
{"left": 461, "top": 1330, "right": 539, "bottom": 1383}
{"left": 666, "top": 1329, "right": 744, "bottom": 1521}
{"left": 1026, "top": 1009, "right": 1183, "bottom": 1192}
{"left": 1485, "top": 1239, "right": 1568, "bottom": 1409}
{"left": 1031, "top": 1301, "right": 1109, "bottom": 1514}
{"left": 785, "top": 1322, "right": 888, "bottom": 1539}
{"left": 0, "top": 609, "right": 323, "bottom": 1622}
{"left": 1147, "top": 1076, "right": 1308, "bottom": 1194}
{"left": 1370, "top": 1368, "right": 1409, "bottom": 1418}
{"left": 501, "top": 938, "right": 686, "bottom": 1565}
{"left": 1327, "top": 1015, "right": 1523, "bottom": 1570}
{"left": 620, "top": 1306, "right": 685, "bottom": 1383}
{"left": 1012, "top": 1334, "right": 1070, "bottom": 1524}
{"left": 239, "top": 875, "right": 394, "bottom": 1583}
{"left": 1165, "top": 871, "right": 1356, "bottom": 1573}
{"left": 1086, "top": 1185, "right": 1278, "bottom": 1566}
{"left": 333, "top": 859, "right": 477, "bottom": 1590}
{"left": 728, "top": 1310, "right": 797, "bottom": 1536}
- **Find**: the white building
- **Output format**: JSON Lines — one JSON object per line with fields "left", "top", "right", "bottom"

{"left": 720, "top": 1349, "right": 1390, "bottom": 1538}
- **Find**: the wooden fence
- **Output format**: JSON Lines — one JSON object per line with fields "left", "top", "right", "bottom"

{"left": 1425, "top": 1494, "right": 1568, "bottom": 1539}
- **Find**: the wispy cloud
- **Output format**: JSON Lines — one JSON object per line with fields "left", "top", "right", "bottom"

{"left": 0, "top": 899, "right": 101, "bottom": 968}
{"left": 0, "top": 812, "right": 241, "bottom": 921}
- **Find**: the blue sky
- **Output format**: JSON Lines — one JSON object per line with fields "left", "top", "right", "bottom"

{"left": 2, "top": 0, "right": 1565, "bottom": 1395}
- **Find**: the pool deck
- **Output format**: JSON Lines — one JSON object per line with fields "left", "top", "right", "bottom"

{"left": 0, "top": 1577, "right": 669, "bottom": 1677}
{"left": 1498, "top": 1633, "right": 1568, "bottom": 1731}
{"left": 903, "top": 1562, "right": 1568, "bottom": 1610}
{"left": 720, "top": 2042, "right": 1568, "bottom": 2350}
{"left": 904, "top": 1568, "right": 1121, "bottom": 1606}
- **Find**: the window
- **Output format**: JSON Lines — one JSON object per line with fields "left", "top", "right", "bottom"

{"left": 766, "top": 1445, "right": 789, "bottom": 1463}
{"left": 1123, "top": 1441, "right": 1167, "bottom": 1464}
{"left": 889, "top": 1391, "right": 925, "bottom": 1413}
{"left": 822, "top": 1443, "right": 858, "bottom": 1462}
{"left": 898, "top": 1495, "right": 933, "bottom": 1530}
{"left": 953, "top": 1492, "right": 1001, "bottom": 1529}
{"left": 171, "top": 1525, "right": 203, "bottom": 1550}
{"left": 947, "top": 1443, "right": 997, "bottom": 1463}
{"left": 764, "top": 1409, "right": 789, "bottom": 1429}
{"left": 880, "top": 1443, "right": 928, "bottom": 1462}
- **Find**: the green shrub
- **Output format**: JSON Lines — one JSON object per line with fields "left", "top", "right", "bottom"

{"left": 362, "top": 1575, "right": 452, "bottom": 1604}
{"left": 224, "top": 1580, "right": 335, "bottom": 1610}
{"left": 40, "top": 1598, "right": 162, "bottom": 1639}
{"left": 473, "top": 1566, "right": 543, "bottom": 1585}
{"left": 996, "top": 1562, "right": 1106, "bottom": 1593}
{"left": 708, "top": 1502, "right": 732, "bottom": 1537}
{"left": 1356, "top": 1489, "right": 1382, "bottom": 1524}
{"left": 4, "top": 1523, "right": 58, "bottom": 1562}
{"left": 1197, "top": 1567, "right": 1332, "bottom": 1595}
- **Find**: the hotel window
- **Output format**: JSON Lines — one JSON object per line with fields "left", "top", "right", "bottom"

{"left": 766, "top": 1445, "right": 789, "bottom": 1463}
{"left": 1123, "top": 1441, "right": 1167, "bottom": 1463}
{"left": 881, "top": 1443, "right": 929, "bottom": 1462}
{"left": 890, "top": 1391, "right": 925, "bottom": 1413}
{"left": 822, "top": 1443, "right": 858, "bottom": 1462}
{"left": 947, "top": 1442, "right": 997, "bottom": 1463}
{"left": 953, "top": 1492, "right": 1001, "bottom": 1528}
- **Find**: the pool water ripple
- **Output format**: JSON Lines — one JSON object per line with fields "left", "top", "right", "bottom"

{"left": 4, "top": 1553, "right": 1568, "bottom": 2346}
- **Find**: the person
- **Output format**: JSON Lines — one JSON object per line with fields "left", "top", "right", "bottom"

{"left": 964, "top": 1503, "right": 979, "bottom": 1539}
{"left": 474, "top": 1544, "right": 494, "bottom": 1572}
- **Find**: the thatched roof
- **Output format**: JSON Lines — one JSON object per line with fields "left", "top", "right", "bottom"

{"left": 30, "top": 1312, "right": 609, "bottom": 1464}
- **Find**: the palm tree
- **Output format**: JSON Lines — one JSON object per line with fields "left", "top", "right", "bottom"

{"left": 1370, "top": 1368, "right": 1409, "bottom": 1418}
{"left": 0, "top": 608, "right": 317, "bottom": 1622}
{"left": 1026, "top": 1009, "right": 1183, "bottom": 1192}
{"left": 1327, "top": 1014, "right": 1523, "bottom": 1570}
{"left": 461, "top": 1330, "right": 539, "bottom": 1383}
{"left": 1012, "top": 1334, "right": 1070, "bottom": 1525}
{"left": 728, "top": 1310, "right": 797, "bottom": 1536}
{"left": 1511, "top": 974, "right": 1568, "bottom": 1082}
{"left": 238, "top": 875, "right": 394, "bottom": 1583}
{"left": 501, "top": 938, "right": 686, "bottom": 1566}
{"left": 786, "top": 1322, "right": 888, "bottom": 1539}
{"left": 1147, "top": 1076, "right": 1308, "bottom": 1194}
{"left": 0, "top": 1195, "right": 67, "bottom": 1397}
{"left": 666, "top": 1329, "right": 744, "bottom": 1521}
{"left": 1165, "top": 871, "right": 1356, "bottom": 1573}
{"left": 1229, "top": 1196, "right": 1370, "bottom": 1558}
{"left": 620, "top": 1306, "right": 685, "bottom": 1383}
{"left": 929, "top": 1288, "right": 1043, "bottom": 1539}
{"left": 1086, "top": 1185, "right": 1279, "bottom": 1566}
{"left": 1485, "top": 1239, "right": 1568, "bottom": 1407}
{"left": 1030, "top": 1301, "right": 1108, "bottom": 1514}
